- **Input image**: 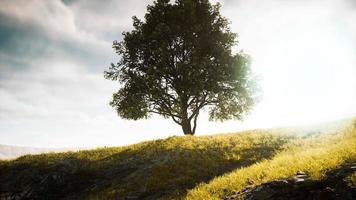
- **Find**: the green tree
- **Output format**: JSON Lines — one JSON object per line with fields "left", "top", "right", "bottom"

{"left": 105, "top": 0, "right": 257, "bottom": 135}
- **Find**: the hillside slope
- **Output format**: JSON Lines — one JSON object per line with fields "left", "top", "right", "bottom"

{"left": 0, "top": 118, "right": 355, "bottom": 200}
{"left": 186, "top": 119, "right": 356, "bottom": 200}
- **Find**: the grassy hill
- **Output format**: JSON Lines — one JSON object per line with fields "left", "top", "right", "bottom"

{"left": 0, "top": 118, "right": 355, "bottom": 200}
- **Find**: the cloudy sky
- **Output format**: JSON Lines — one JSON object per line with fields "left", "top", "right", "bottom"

{"left": 0, "top": 0, "right": 355, "bottom": 148}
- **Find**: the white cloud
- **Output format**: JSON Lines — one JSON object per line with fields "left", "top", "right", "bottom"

{"left": 0, "top": 1, "right": 75, "bottom": 37}
{"left": 0, "top": 0, "right": 355, "bottom": 148}
{"left": 68, "top": 0, "right": 153, "bottom": 39}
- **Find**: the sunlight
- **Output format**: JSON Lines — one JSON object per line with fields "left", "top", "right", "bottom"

{"left": 228, "top": 1, "right": 356, "bottom": 127}
{"left": 2, "top": 1, "right": 356, "bottom": 198}
{"left": 1, "top": 0, "right": 355, "bottom": 147}
{"left": 255, "top": 26, "right": 355, "bottom": 125}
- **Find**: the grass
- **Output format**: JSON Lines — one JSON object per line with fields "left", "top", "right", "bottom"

{"left": 0, "top": 118, "right": 354, "bottom": 199}
{"left": 185, "top": 119, "right": 356, "bottom": 199}
{"left": 346, "top": 172, "right": 356, "bottom": 187}
{"left": 0, "top": 130, "right": 291, "bottom": 199}
{"left": 78, "top": 132, "right": 292, "bottom": 199}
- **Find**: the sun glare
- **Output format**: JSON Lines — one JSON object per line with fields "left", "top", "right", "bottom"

{"left": 243, "top": 10, "right": 356, "bottom": 127}
{"left": 169, "top": 1, "right": 356, "bottom": 136}
{"left": 1, "top": 0, "right": 355, "bottom": 147}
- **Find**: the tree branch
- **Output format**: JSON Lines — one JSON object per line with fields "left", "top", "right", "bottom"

{"left": 188, "top": 93, "right": 209, "bottom": 121}
{"left": 192, "top": 110, "right": 199, "bottom": 134}
{"left": 171, "top": 115, "right": 182, "bottom": 125}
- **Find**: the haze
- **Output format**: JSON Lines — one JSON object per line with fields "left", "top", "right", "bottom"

{"left": 0, "top": 0, "right": 355, "bottom": 148}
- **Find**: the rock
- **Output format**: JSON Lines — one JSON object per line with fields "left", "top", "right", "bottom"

{"left": 296, "top": 171, "right": 306, "bottom": 176}
{"left": 292, "top": 175, "right": 309, "bottom": 183}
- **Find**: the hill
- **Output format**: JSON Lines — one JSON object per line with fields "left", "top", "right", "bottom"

{"left": 0, "top": 118, "right": 355, "bottom": 200}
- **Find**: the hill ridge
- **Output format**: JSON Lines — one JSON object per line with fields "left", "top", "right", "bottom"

{"left": 0, "top": 118, "right": 354, "bottom": 199}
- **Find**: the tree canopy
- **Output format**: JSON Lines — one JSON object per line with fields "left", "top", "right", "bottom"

{"left": 105, "top": 0, "right": 257, "bottom": 135}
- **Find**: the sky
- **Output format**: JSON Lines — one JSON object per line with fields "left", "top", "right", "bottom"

{"left": 0, "top": 0, "right": 355, "bottom": 148}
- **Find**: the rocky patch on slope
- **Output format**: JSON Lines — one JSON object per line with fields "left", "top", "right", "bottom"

{"left": 222, "top": 163, "right": 356, "bottom": 200}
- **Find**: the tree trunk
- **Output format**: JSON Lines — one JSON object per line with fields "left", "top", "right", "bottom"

{"left": 180, "top": 95, "right": 195, "bottom": 135}
{"left": 181, "top": 118, "right": 194, "bottom": 135}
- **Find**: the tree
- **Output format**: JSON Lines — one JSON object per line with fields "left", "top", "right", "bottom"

{"left": 105, "top": 0, "right": 257, "bottom": 135}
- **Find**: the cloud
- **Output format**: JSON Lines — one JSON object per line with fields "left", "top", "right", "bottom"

{"left": 0, "top": 58, "right": 112, "bottom": 119}
{"left": 0, "top": 1, "right": 112, "bottom": 132}
{"left": 0, "top": 0, "right": 79, "bottom": 40}
{"left": 0, "top": 0, "right": 117, "bottom": 71}
{"left": 0, "top": 0, "right": 179, "bottom": 148}
{"left": 0, "top": 0, "right": 355, "bottom": 148}
{"left": 67, "top": 0, "right": 153, "bottom": 40}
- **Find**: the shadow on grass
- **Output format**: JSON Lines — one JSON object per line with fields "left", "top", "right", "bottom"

{"left": 225, "top": 160, "right": 356, "bottom": 200}
{"left": 0, "top": 134, "right": 291, "bottom": 200}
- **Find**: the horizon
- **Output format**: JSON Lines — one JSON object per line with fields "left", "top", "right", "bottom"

{"left": 0, "top": 116, "right": 354, "bottom": 149}
{"left": 0, "top": 0, "right": 355, "bottom": 148}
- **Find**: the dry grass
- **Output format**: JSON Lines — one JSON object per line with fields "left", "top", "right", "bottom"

{"left": 346, "top": 172, "right": 356, "bottom": 187}
{"left": 0, "top": 118, "right": 354, "bottom": 200}
{"left": 185, "top": 119, "right": 356, "bottom": 200}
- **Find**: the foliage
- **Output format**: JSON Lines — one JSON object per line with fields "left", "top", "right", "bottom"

{"left": 105, "top": 0, "right": 257, "bottom": 135}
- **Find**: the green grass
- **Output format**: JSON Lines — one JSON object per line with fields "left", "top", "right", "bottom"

{"left": 0, "top": 118, "right": 354, "bottom": 200}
